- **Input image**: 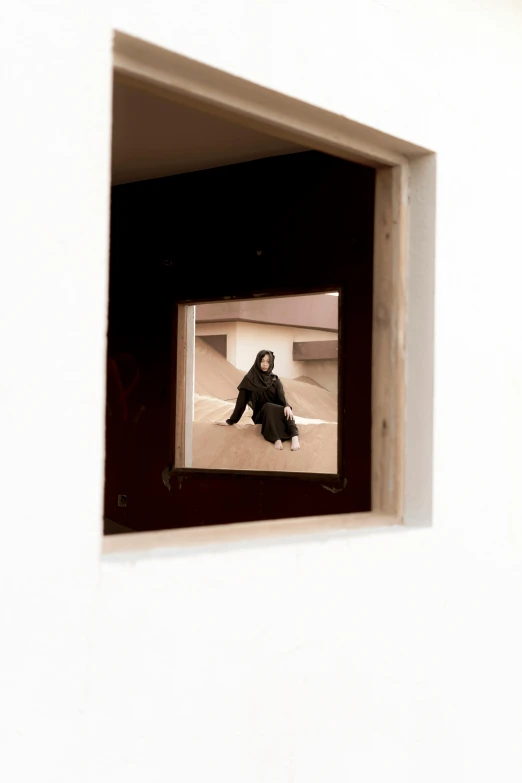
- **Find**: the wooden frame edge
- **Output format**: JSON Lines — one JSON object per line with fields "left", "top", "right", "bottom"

{"left": 371, "top": 165, "right": 408, "bottom": 517}
{"left": 174, "top": 288, "right": 343, "bottom": 480}
{"left": 110, "top": 30, "right": 417, "bottom": 534}
{"left": 174, "top": 304, "right": 195, "bottom": 468}
{"left": 102, "top": 511, "right": 402, "bottom": 555}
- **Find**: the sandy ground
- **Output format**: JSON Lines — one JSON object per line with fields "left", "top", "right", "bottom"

{"left": 192, "top": 338, "right": 338, "bottom": 473}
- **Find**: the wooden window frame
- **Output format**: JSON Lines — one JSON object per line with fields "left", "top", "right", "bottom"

{"left": 174, "top": 288, "right": 343, "bottom": 478}
{"left": 104, "top": 31, "right": 436, "bottom": 553}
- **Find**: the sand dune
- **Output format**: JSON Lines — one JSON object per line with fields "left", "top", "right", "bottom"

{"left": 279, "top": 377, "right": 337, "bottom": 423}
{"left": 194, "top": 338, "right": 338, "bottom": 422}
{"left": 192, "top": 338, "right": 338, "bottom": 473}
{"left": 194, "top": 394, "right": 252, "bottom": 424}
{"left": 194, "top": 393, "right": 330, "bottom": 426}
{"left": 192, "top": 420, "right": 338, "bottom": 473}
{"left": 195, "top": 338, "right": 243, "bottom": 400}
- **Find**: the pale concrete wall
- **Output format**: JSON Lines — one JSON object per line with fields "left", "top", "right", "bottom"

{"left": 235, "top": 321, "right": 336, "bottom": 381}
{"left": 196, "top": 320, "right": 338, "bottom": 391}
{"left": 2, "top": 2, "right": 522, "bottom": 783}
{"left": 196, "top": 293, "right": 339, "bottom": 331}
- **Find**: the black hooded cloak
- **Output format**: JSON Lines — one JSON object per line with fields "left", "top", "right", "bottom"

{"left": 226, "top": 349, "right": 299, "bottom": 443}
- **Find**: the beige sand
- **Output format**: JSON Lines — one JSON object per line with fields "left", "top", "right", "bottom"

{"left": 280, "top": 376, "right": 338, "bottom": 423}
{"left": 194, "top": 393, "right": 330, "bottom": 426}
{"left": 293, "top": 375, "right": 327, "bottom": 388}
{"left": 192, "top": 420, "right": 338, "bottom": 473}
{"left": 192, "top": 338, "right": 338, "bottom": 472}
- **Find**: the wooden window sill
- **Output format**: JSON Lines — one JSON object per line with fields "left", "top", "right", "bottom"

{"left": 102, "top": 511, "right": 402, "bottom": 557}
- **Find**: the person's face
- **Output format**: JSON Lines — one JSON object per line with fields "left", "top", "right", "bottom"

{"left": 260, "top": 354, "right": 271, "bottom": 372}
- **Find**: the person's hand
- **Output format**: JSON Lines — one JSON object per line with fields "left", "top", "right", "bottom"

{"left": 214, "top": 420, "right": 231, "bottom": 426}
{"left": 284, "top": 406, "right": 294, "bottom": 420}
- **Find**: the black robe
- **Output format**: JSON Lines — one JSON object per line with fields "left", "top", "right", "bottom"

{"left": 226, "top": 378, "right": 299, "bottom": 443}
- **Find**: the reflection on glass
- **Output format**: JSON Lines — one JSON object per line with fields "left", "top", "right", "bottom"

{"left": 183, "top": 292, "right": 339, "bottom": 474}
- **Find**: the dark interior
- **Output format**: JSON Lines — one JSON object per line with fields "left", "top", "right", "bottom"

{"left": 105, "top": 150, "right": 375, "bottom": 533}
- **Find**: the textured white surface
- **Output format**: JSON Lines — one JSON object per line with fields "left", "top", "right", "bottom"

{"left": 0, "top": 3, "right": 111, "bottom": 782}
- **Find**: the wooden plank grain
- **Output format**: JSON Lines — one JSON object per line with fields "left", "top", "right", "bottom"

{"left": 371, "top": 166, "right": 407, "bottom": 516}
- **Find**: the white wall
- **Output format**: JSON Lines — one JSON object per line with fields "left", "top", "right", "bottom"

{"left": 0, "top": 3, "right": 112, "bottom": 781}
{"left": 235, "top": 322, "right": 336, "bottom": 386}
{"left": 2, "top": 1, "right": 522, "bottom": 782}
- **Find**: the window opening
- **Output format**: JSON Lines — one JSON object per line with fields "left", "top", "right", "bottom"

{"left": 176, "top": 292, "right": 340, "bottom": 475}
